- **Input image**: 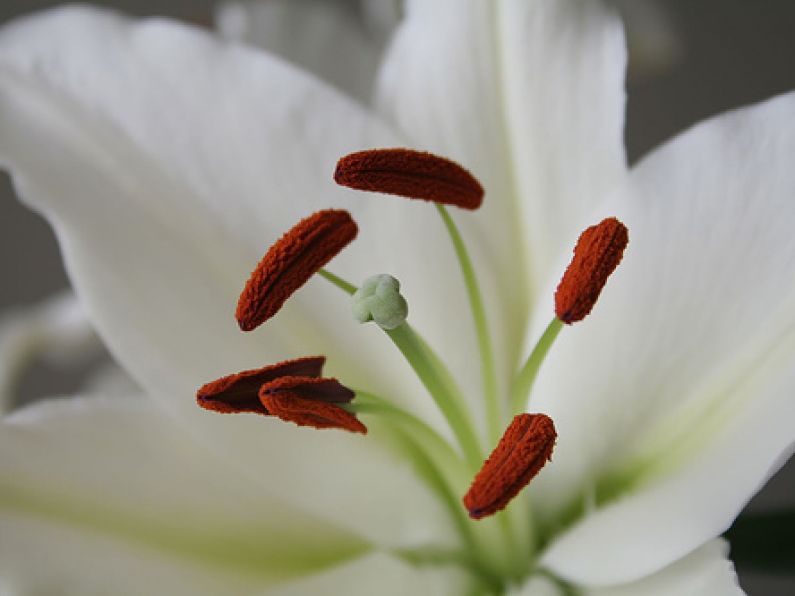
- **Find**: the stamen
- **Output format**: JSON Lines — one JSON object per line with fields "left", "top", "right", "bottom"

{"left": 334, "top": 148, "right": 484, "bottom": 210}
{"left": 259, "top": 389, "right": 367, "bottom": 434}
{"left": 260, "top": 375, "right": 355, "bottom": 403}
{"left": 463, "top": 414, "right": 556, "bottom": 520}
{"left": 555, "top": 217, "right": 629, "bottom": 324}
{"left": 236, "top": 210, "right": 358, "bottom": 331}
{"left": 196, "top": 356, "right": 325, "bottom": 414}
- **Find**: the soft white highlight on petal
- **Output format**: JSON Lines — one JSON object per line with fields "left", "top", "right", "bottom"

{"left": 583, "top": 540, "right": 743, "bottom": 595}
{"left": 263, "top": 552, "right": 469, "bottom": 596}
{"left": 216, "top": 0, "right": 387, "bottom": 101}
{"left": 534, "top": 92, "right": 795, "bottom": 583}
{"left": 0, "top": 395, "right": 371, "bottom": 595}
{"left": 0, "top": 291, "right": 99, "bottom": 410}
{"left": 498, "top": 0, "right": 628, "bottom": 296}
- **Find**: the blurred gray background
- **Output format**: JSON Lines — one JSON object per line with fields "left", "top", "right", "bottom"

{"left": 0, "top": 0, "right": 793, "bottom": 593}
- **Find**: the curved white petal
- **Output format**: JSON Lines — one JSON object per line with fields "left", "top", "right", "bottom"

{"left": 583, "top": 540, "right": 743, "bottom": 595}
{"left": 0, "top": 291, "right": 100, "bottom": 411}
{"left": 262, "top": 552, "right": 469, "bottom": 596}
{"left": 377, "top": 0, "right": 627, "bottom": 380}
{"left": 0, "top": 7, "right": 474, "bottom": 547}
{"left": 0, "top": 6, "right": 471, "bottom": 437}
{"left": 0, "top": 395, "right": 372, "bottom": 595}
{"left": 215, "top": 0, "right": 388, "bottom": 102}
{"left": 532, "top": 92, "right": 795, "bottom": 583}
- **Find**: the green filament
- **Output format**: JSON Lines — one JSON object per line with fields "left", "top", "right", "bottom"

{"left": 511, "top": 318, "right": 564, "bottom": 415}
{"left": 436, "top": 204, "right": 502, "bottom": 445}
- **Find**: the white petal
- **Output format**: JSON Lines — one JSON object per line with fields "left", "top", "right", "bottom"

{"left": 262, "top": 552, "right": 469, "bottom": 596}
{"left": 533, "top": 92, "right": 795, "bottom": 583}
{"left": 0, "top": 7, "right": 467, "bottom": 546}
{"left": 583, "top": 540, "right": 743, "bottom": 595}
{"left": 215, "top": 0, "right": 388, "bottom": 102}
{"left": 0, "top": 291, "right": 100, "bottom": 411}
{"left": 0, "top": 7, "right": 467, "bottom": 428}
{"left": 0, "top": 395, "right": 372, "bottom": 595}
{"left": 377, "top": 0, "right": 627, "bottom": 376}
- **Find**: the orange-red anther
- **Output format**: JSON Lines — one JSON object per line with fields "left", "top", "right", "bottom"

{"left": 259, "top": 390, "right": 367, "bottom": 434}
{"left": 260, "top": 375, "right": 355, "bottom": 403}
{"left": 334, "top": 148, "right": 484, "bottom": 210}
{"left": 555, "top": 217, "right": 629, "bottom": 324}
{"left": 463, "top": 413, "right": 556, "bottom": 520}
{"left": 196, "top": 356, "right": 325, "bottom": 414}
{"left": 236, "top": 210, "right": 358, "bottom": 332}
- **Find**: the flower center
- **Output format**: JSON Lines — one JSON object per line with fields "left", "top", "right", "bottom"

{"left": 196, "top": 148, "right": 628, "bottom": 592}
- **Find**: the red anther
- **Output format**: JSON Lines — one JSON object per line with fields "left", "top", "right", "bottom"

{"left": 335, "top": 148, "right": 484, "bottom": 210}
{"left": 196, "top": 356, "right": 325, "bottom": 414}
{"left": 260, "top": 390, "right": 367, "bottom": 434}
{"left": 260, "top": 375, "right": 355, "bottom": 404}
{"left": 555, "top": 217, "right": 629, "bottom": 324}
{"left": 463, "top": 413, "right": 556, "bottom": 519}
{"left": 236, "top": 210, "right": 358, "bottom": 332}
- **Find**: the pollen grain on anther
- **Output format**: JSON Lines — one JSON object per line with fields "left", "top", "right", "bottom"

{"left": 334, "top": 148, "right": 484, "bottom": 210}
{"left": 236, "top": 210, "right": 358, "bottom": 332}
{"left": 555, "top": 217, "right": 629, "bottom": 324}
{"left": 463, "top": 413, "right": 556, "bottom": 520}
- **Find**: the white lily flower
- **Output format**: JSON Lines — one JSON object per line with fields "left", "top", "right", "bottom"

{"left": 0, "top": 1, "right": 792, "bottom": 594}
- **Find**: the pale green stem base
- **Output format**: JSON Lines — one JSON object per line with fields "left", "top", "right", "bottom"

{"left": 386, "top": 323, "right": 483, "bottom": 470}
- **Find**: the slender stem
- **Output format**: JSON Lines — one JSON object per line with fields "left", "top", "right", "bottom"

{"left": 436, "top": 204, "right": 502, "bottom": 445}
{"left": 389, "top": 428, "right": 502, "bottom": 592}
{"left": 318, "top": 268, "right": 357, "bottom": 295}
{"left": 347, "top": 391, "right": 464, "bottom": 476}
{"left": 320, "top": 268, "right": 483, "bottom": 469}
{"left": 510, "top": 317, "right": 564, "bottom": 414}
{"left": 387, "top": 323, "right": 483, "bottom": 470}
